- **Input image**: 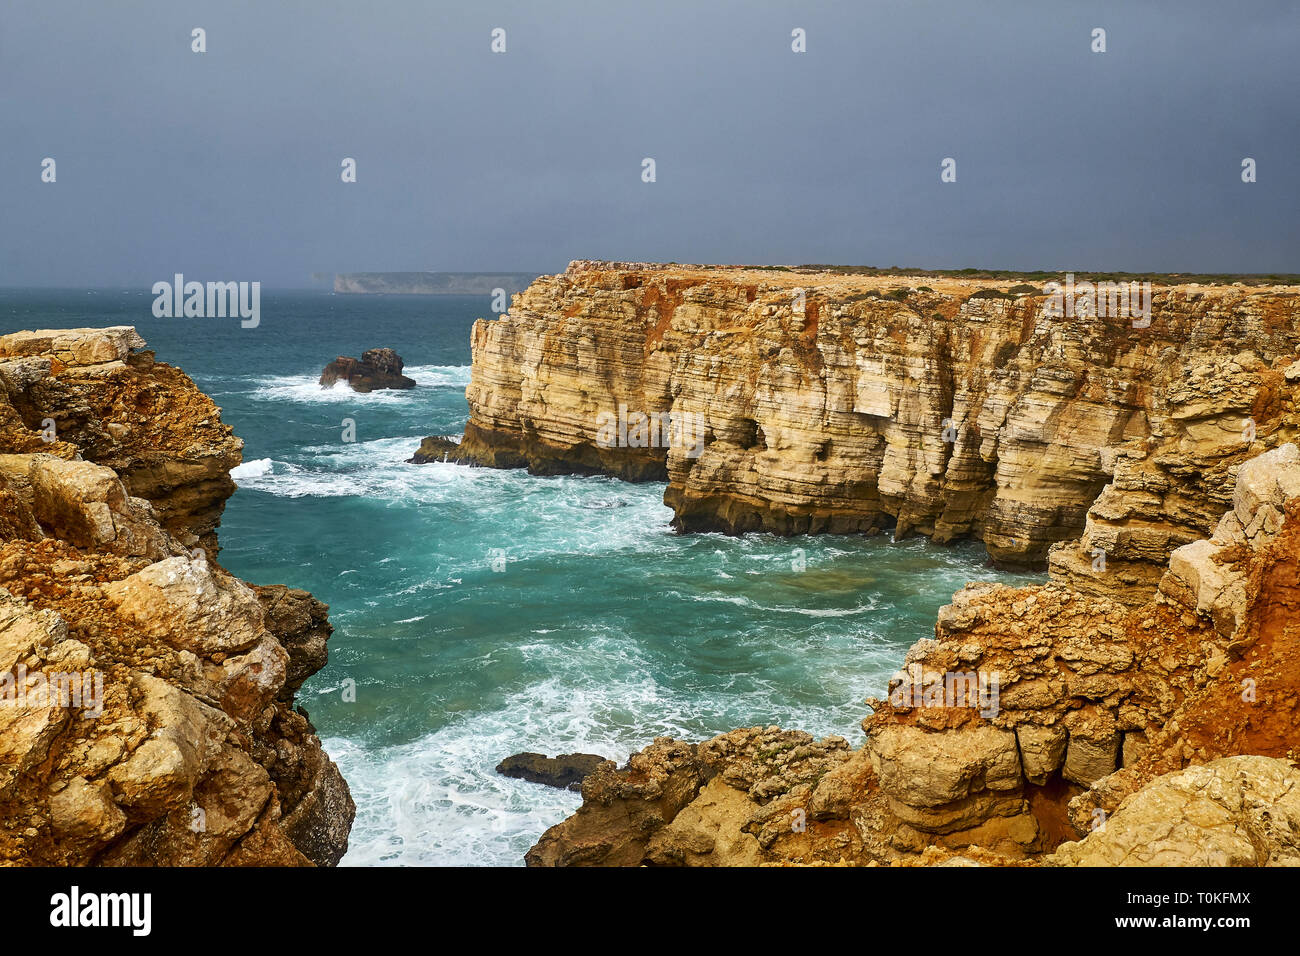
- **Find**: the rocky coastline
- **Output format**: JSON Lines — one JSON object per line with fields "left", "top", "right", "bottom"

{"left": 527, "top": 446, "right": 1300, "bottom": 866}
{"left": 454, "top": 262, "right": 1300, "bottom": 866}
{"left": 0, "top": 327, "right": 354, "bottom": 865}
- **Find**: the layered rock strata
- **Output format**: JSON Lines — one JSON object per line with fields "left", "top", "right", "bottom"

{"left": 527, "top": 439, "right": 1300, "bottom": 866}
{"left": 462, "top": 262, "right": 1300, "bottom": 590}
{"left": 0, "top": 327, "right": 354, "bottom": 865}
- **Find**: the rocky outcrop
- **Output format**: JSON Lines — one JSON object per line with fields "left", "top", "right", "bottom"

{"left": 0, "top": 327, "right": 353, "bottom": 866}
{"left": 526, "top": 729, "right": 858, "bottom": 866}
{"left": 0, "top": 328, "right": 241, "bottom": 558}
{"left": 464, "top": 263, "right": 1300, "bottom": 585}
{"left": 320, "top": 348, "right": 415, "bottom": 393}
{"left": 527, "top": 441, "right": 1300, "bottom": 867}
{"left": 406, "top": 435, "right": 463, "bottom": 465}
{"left": 496, "top": 752, "right": 608, "bottom": 792}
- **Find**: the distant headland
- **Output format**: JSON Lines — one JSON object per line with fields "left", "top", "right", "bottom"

{"left": 333, "top": 272, "right": 541, "bottom": 295}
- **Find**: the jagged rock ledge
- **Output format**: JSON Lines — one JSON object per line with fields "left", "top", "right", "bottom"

{"left": 0, "top": 327, "right": 354, "bottom": 865}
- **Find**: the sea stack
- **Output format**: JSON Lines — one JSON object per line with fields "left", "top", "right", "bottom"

{"left": 320, "top": 347, "right": 416, "bottom": 392}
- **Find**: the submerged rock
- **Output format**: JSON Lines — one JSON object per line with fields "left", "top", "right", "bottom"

{"left": 496, "top": 752, "right": 609, "bottom": 791}
{"left": 320, "top": 347, "right": 415, "bottom": 392}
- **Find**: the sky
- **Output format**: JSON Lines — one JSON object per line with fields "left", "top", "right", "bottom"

{"left": 1, "top": 0, "right": 1296, "bottom": 287}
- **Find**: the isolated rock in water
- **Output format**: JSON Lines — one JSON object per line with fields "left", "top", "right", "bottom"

{"left": 407, "top": 435, "right": 463, "bottom": 464}
{"left": 319, "top": 347, "right": 416, "bottom": 392}
{"left": 496, "top": 752, "right": 609, "bottom": 791}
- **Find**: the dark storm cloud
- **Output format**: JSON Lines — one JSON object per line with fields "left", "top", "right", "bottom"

{"left": 1, "top": 0, "right": 1296, "bottom": 286}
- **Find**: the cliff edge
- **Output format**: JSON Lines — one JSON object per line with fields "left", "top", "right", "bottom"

{"left": 0, "top": 327, "right": 354, "bottom": 865}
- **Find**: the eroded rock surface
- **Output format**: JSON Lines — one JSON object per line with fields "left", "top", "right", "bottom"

{"left": 0, "top": 327, "right": 353, "bottom": 866}
{"left": 1048, "top": 756, "right": 1300, "bottom": 867}
{"left": 406, "top": 435, "right": 464, "bottom": 465}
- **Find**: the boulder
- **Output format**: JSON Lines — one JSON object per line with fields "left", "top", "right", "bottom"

{"left": 0, "top": 327, "right": 145, "bottom": 366}
{"left": 1016, "top": 724, "right": 1068, "bottom": 785}
{"left": 866, "top": 724, "right": 1023, "bottom": 832}
{"left": 48, "top": 776, "right": 127, "bottom": 849}
{"left": 645, "top": 778, "right": 763, "bottom": 866}
{"left": 103, "top": 556, "right": 269, "bottom": 657}
{"left": 2, "top": 454, "right": 180, "bottom": 559}
{"left": 319, "top": 347, "right": 416, "bottom": 392}
{"left": 1062, "top": 731, "right": 1120, "bottom": 787}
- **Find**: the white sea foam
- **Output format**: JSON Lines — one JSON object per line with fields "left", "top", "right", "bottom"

{"left": 326, "top": 643, "right": 706, "bottom": 866}
{"left": 245, "top": 365, "right": 470, "bottom": 405}
{"left": 402, "top": 364, "right": 473, "bottom": 387}
{"left": 213, "top": 362, "right": 1030, "bottom": 868}
{"left": 230, "top": 457, "right": 273, "bottom": 479}
{"left": 231, "top": 442, "right": 678, "bottom": 567}
{"left": 324, "top": 621, "right": 902, "bottom": 867}
{"left": 249, "top": 374, "right": 422, "bottom": 404}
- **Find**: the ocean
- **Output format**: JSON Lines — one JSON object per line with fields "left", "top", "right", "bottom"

{"left": 1, "top": 289, "right": 1040, "bottom": 866}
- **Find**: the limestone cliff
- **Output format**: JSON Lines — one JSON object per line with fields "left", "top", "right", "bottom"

{"left": 0, "top": 327, "right": 354, "bottom": 866}
{"left": 462, "top": 262, "right": 1300, "bottom": 594}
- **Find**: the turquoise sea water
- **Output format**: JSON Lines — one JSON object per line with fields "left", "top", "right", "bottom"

{"left": 1, "top": 289, "right": 1040, "bottom": 866}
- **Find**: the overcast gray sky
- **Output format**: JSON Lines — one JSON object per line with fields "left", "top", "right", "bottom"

{"left": 2, "top": 0, "right": 1296, "bottom": 286}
